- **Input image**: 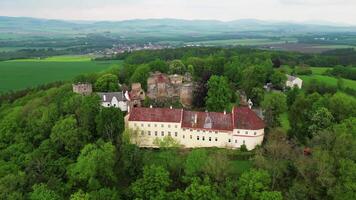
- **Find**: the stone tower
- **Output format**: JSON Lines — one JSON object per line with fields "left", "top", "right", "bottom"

{"left": 72, "top": 83, "right": 93, "bottom": 95}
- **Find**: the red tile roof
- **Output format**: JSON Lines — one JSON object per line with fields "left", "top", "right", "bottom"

{"left": 233, "top": 107, "right": 265, "bottom": 130}
{"left": 128, "top": 107, "right": 182, "bottom": 123}
{"left": 181, "top": 110, "right": 233, "bottom": 131}
{"left": 128, "top": 106, "right": 265, "bottom": 131}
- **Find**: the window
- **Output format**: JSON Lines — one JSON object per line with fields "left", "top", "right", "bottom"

{"left": 215, "top": 131, "right": 218, "bottom": 134}
{"left": 155, "top": 131, "right": 158, "bottom": 136}
{"left": 175, "top": 132, "right": 178, "bottom": 137}
{"left": 254, "top": 132, "right": 257, "bottom": 135}
{"left": 148, "top": 131, "right": 151, "bottom": 136}
{"left": 161, "top": 124, "right": 164, "bottom": 128}
{"left": 202, "top": 136, "right": 205, "bottom": 141}
{"left": 245, "top": 131, "right": 248, "bottom": 134}
{"left": 107, "top": 103, "right": 110, "bottom": 106}
{"left": 134, "top": 123, "right": 137, "bottom": 127}
{"left": 161, "top": 131, "right": 164, "bottom": 136}
{"left": 215, "top": 137, "right": 218, "bottom": 141}
{"left": 141, "top": 131, "right": 144, "bottom": 136}
{"left": 148, "top": 124, "right": 150, "bottom": 127}
{"left": 190, "top": 135, "right": 192, "bottom": 139}
{"left": 237, "top": 131, "right": 240, "bottom": 134}
{"left": 243, "top": 140, "right": 245, "bottom": 144}
{"left": 168, "top": 132, "right": 171, "bottom": 136}
{"left": 228, "top": 139, "right": 231, "bottom": 143}
{"left": 168, "top": 125, "right": 171, "bottom": 128}
{"left": 183, "top": 128, "right": 186, "bottom": 131}
{"left": 197, "top": 130, "right": 200, "bottom": 132}
{"left": 154, "top": 124, "right": 157, "bottom": 127}
{"left": 190, "top": 129, "right": 193, "bottom": 132}
{"left": 203, "top": 130, "right": 206, "bottom": 133}
{"left": 209, "top": 137, "right": 211, "bottom": 141}
{"left": 183, "top": 135, "right": 185, "bottom": 139}
{"left": 141, "top": 124, "right": 144, "bottom": 127}
{"left": 175, "top": 125, "right": 178, "bottom": 128}
{"left": 235, "top": 139, "right": 237, "bottom": 143}
{"left": 197, "top": 136, "right": 200, "bottom": 140}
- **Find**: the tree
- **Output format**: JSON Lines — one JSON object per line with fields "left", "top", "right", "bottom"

{"left": 130, "top": 65, "right": 151, "bottom": 90}
{"left": 237, "top": 169, "right": 279, "bottom": 200}
{"left": 95, "top": 74, "right": 119, "bottom": 92}
{"left": 270, "top": 71, "right": 287, "bottom": 89}
{"left": 261, "top": 92, "right": 287, "bottom": 128}
{"left": 50, "top": 116, "right": 89, "bottom": 155}
{"left": 30, "top": 184, "right": 60, "bottom": 200}
{"left": 193, "top": 71, "right": 211, "bottom": 108}
{"left": 68, "top": 140, "right": 117, "bottom": 190}
{"left": 206, "top": 76, "right": 232, "bottom": 112}
{"left": 75, "top": 95, "right": 101, "bottom": 134}
{"left": 308, "top": 107, "right": 334, "bottom": 135}
{"left": 328, "top": 92, "right": 356, "bottom": 122}
{"left": 95, "top": 107, "right": 124, "bottom": 144}
{"left": 203, "top": 152, "right": 231, "bottom": 183}
{"left": 241, "top": 65, "right": 268, "bottom": 97}
{"left": 184, "top": 149, "right": 208, "bottom": 178}
{"left": 169, "top": 60, "right": 186, "bottom": 74}
{"left": 70, "top": 190, "right": 90, "bottom": 200}
{"left": 184, "top": 178, "right": 220, "bottom": 200}
{"left": 148, "top": 59, "right": 169, "bottom": 73}
{"left": 131, "top": 165, "right": 171, "bottom": 200}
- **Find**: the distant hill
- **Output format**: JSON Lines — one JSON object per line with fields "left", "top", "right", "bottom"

{"left": 1, "top": 16, "right": 356, "bottom": 38}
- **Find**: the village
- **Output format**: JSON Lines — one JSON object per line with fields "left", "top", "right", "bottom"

{"left": 73, "top": 71, "right": 302, "bottom": 150}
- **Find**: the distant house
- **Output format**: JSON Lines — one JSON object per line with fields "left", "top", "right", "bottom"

{"left": 286, "top": 75, "right": 303, "bottom": 89}
{"left": 97, "top": 92, "right": 128, "bottom": 112}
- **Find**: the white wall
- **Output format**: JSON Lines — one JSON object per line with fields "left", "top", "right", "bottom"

{"left": 128, "top": 121, "right": 264, "bottom": 150}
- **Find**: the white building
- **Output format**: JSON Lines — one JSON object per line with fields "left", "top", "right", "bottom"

{"left": 286, "top": 75, "right": 303, "bottom": 89}
{"left": 127, "top": 106, "right": 265, "bottom": 150}
{"left": 97, "top": 92, "right": 128, "bottom": 112}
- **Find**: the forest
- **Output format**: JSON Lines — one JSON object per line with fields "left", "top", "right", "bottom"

{"left": 0, "top": 46, "right": 355, "bottom": 200}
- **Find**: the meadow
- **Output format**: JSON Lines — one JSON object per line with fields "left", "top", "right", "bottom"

{"left": 0, "top": 55, "right": 122, "bottom": 93}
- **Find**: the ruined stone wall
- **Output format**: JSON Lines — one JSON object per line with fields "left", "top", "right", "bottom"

{"left": 72, "top": 83, "right": 92, "bottom": 95}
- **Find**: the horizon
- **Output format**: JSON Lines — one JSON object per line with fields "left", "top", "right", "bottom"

{"left": 1, "top": 0, "right": 356, "bottom": 25}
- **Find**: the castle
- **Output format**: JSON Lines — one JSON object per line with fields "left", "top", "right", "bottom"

{"left": 126, "top": 106, "right": 265, "bottom": 150}
{"left": 147, "top": 72, "right": 194, "bottom": 107}
{"left": 72, "top": 83, "right": 92, "bottom": 95}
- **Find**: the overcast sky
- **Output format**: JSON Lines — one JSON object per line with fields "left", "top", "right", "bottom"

{"left": 1, "top": 0, "right": 356, "bottom": 25}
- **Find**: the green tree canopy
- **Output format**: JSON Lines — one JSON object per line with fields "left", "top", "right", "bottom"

{"left": 95, "top": 107, "right": 124, "bottom": 144}
{"left": 206, "top": 75, "right": 233, "bottom": 112}
{"left": 95, "top": 74, "right": 119, "bottom": 92}
{"left": 131, "top": 165, "right": 171, "bottom": 199}
{"left": 261, "top": 92, "right": 287, "bottom": 128}
{"left": 68, "top": 140, "right": 117, "bottom": 190}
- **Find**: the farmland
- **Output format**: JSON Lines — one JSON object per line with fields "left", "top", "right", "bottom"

{"left": 186, "top": 38, "right": 297, "bottom": 46}
{"left": 0, "top": 56, "right": 122, "bottom": 93}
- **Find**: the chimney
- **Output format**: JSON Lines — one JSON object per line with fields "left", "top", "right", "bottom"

{"left": 150, "top": 105, "right": 153, "bottom": 108}
{"left": 224, "top": 110, "right": 226, "bottom": 115}
{"left": 194, "top": 113, "right": 198, "bottom": 124}
{"left": 103, "top": 95, "right": 106, "bottom": 101}
{"left": 170, "top": 106, "right": 173, "bottom": 109}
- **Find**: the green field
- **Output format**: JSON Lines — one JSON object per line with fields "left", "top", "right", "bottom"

{"left": 0, "top": 56, "right": 122, "bottom": 93}
{"left": 187, "top": 38, "right": 297, "bottom": 46}
{"left": 300, "top": 74, "right": 356, "bottom": 89}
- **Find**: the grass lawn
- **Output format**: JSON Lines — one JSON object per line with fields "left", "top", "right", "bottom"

{"left": 300, "top": 74, "right": 356, "bottom": 89}
{"left": 0, "top": 56, "right": 122, "bottom": 93}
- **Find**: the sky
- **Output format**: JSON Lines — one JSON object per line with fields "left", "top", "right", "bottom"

{"left": 1, "top": 0, "right": 356, "bottom": 25}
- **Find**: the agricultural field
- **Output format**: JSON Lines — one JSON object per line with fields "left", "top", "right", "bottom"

{"left": 0, "top": 55, "right": 122, "bottom": 93}
{"left": 186, "top": 38, "right": 297, "bottom": 46}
